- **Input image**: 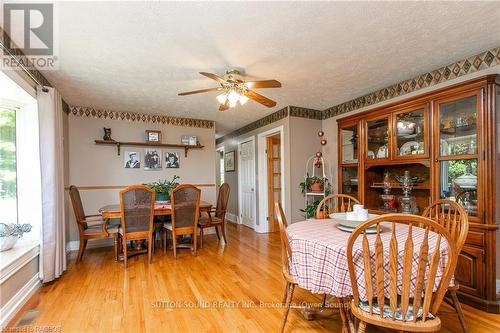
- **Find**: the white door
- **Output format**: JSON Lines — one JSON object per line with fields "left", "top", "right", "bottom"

{"left": 239, "top": 140, "right": 256, "bottom": 228}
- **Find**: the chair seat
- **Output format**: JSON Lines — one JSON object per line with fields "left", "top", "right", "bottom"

{"left": 351, "top": 304, "right": 441, "bottom": 332}
{"left": 83, "top": 224, "right": 119, "bottom": 235}
{"left": 198, "top": 216, "right": 223, "bottom": 226}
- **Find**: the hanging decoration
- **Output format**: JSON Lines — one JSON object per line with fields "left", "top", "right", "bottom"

{"left": 315, "top": 130, "right": 327, "bottom": 168}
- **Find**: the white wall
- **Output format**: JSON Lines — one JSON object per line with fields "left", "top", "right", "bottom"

{"left": 66, "top": 115, "right": 216, "bottom": 242}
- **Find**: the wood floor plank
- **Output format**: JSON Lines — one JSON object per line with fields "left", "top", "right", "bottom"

{"left": 7, "top": 224, "right": 499, "bottom": 332}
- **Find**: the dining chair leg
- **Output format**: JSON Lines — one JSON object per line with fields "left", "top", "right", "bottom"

{"left": 450, "top": 289, "right": 469, "bottom": 333}
{"left": 193, "top": 231, "right": 197, "bottom": 256}
{"left": 221, "top": 221, "right": 227, "bottom": 245}
{"left": 280, "top": 283, "right": 295, "bottom": 333}
{"left": 148, "top": 235, "right": 153, "bottom": 264}
{"left": 282, "top": 282, "right": 290, "bottom": 304}
{"left": 162, "top": 229, "right": 167, "bottom": 254}
{"left": 215, "top": 226, "right": 220, "bottom": 240}
{"left": 200, "top": 227, "right": 204, "bottom": 249}
{"left": 321, "top": 294, "right": 327, "bottom": 307}
{"left": 122, "top": 238, "right": 128, "bottom": 268}
{"left": 357, "top": 321, "right": 367, "bottom": 333}
{"left": 172, "top": 233, "right": 177, "bottom": 259}
{"left": 77, "top": 239, "right": 87, "bottom": 262}
{"left": 113, "top": 235, "right": 118, "bottom": 261}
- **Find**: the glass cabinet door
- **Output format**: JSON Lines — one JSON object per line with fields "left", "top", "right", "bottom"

{"left": 366, "top": 117, "right": 389, "bottom": 160}
{"left": 340, "top": 125, "right": 359, "bottom": 164}
{"left": 439, "top": 158, "right": 478, "bottom": 216}
{"left": 394, "top": 108, "right": 426, "bottom": 157}
{"left": 341, "top": 167, "right": 359, "bottom": 199}
{"left": 438, "top": 95, "right": 478, "bottom": 157}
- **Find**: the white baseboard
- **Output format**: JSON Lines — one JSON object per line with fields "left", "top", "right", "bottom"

{"left": 0, "top": 274, "right": 40, "bottom": 328}
{"left": 226, "top": 213, "right": 239, "bottom": 224}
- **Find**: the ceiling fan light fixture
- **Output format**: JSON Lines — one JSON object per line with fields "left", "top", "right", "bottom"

{"left": 227, "top": 90, "right": 240, "bottom": 107}
{"left": 239, "top": 94, "right": 249, "bottom": 105}
{"left": 216, "top": 93, "right": 228, "bottom": 104}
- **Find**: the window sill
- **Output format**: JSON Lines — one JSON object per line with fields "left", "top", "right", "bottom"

{"left": 0, "top": 238, "right": 40, "bottom": 283}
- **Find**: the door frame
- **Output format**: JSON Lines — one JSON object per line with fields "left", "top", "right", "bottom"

{"left": 237, "top": 136, "right": 257, "bottom": 230}
{"left": 257, "top": 125, "right": 285, "bottom": 233}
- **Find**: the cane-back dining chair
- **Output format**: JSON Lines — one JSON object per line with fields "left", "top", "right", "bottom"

{"left": 422, "top": 199, "right": 470, "bottom": 333}
{"left": 69, "top": 185, "right": 119, "bottom": 262}
{"left": 274, "top": 203, "right": 298, "bottom": 333}
{"left": 119, "top": 185, "right": 156, "bottom": 268}
{"left": 162, "top": 184, "right": 201, "bottom": 258}
{"left": 316, "top": 194, "right": 360, "bottom": 219}
{"left": 198, "top": 183, "right": 230, "bottom": 248}
{"left": 347, "top": 214, "right": 458, "bottom": 333}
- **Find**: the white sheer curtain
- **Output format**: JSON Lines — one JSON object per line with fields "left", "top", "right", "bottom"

{"left": 37, "top": 86, "right": 66, "bottom": 283}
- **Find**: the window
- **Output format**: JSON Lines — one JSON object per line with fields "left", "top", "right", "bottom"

{"left": 0, "top": 71, "right": 41, "bottom": 243}
{"left": 0, "top": 107, "right": 17, "bottom": 224}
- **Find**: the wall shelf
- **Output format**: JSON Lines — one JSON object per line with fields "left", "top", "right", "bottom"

{"left": 94, "top": 140, "right": 204, "bottom": 157}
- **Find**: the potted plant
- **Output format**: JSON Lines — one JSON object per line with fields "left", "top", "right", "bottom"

{"left": 0, "top": 223, "right": 32, "bottom": 252}
{"left": 300, "top": 200, "right": 321, "bottom": 219}
{"left": 145, "top": 175, "right": 180, "bottom": 202}
{"left": 299, "top": 176, "right": 327, "bottom": 193}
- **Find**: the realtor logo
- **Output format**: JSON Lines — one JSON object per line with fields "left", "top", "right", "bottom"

{"left": 3, "top": 3, "right": 53, "bottom": 55}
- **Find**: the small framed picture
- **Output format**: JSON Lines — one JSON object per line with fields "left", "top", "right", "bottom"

{"left": 144, "top": 149, "right": 162, "bottom": 170}
{"left": 146, "top": 130, "right": 161, "bottom": 143}
{"left": 225, "top": 151, "right": 236, "bottom": 172}
{"left": 165, "top": 152, "right": 180, "bottom": 168}
{"left": 124, "top": 151, "right": 140, "bottom": 169}
{"left": 181, "top": 135, "right": 197, "bottom": 145}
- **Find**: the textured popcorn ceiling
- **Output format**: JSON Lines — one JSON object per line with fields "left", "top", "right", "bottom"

{"left": 19, "top": 1, "right": 500, "bottom": 136}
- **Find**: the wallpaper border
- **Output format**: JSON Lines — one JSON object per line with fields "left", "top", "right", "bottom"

{"left": 70, "top": 106, "right": 215, "bottom": 129}
{"left": 322, "top": 47, "right": 500, "bottom": 119}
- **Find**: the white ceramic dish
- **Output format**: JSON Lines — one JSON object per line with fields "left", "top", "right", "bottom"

{"left": 337, "top": 224, "right": 377, "bottom": 234}
{"left": 329, "top": 212, "right": 378, "bottom": 222}
{"left": 377, "top": 145, "right": 388, "bottom": 158}
{"left": 399, "top": 141, "right": 419, "bottom": 156}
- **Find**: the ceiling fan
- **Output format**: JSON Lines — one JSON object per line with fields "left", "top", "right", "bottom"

{"left": 178, "top": 70, "right": 281, "bottom": 111}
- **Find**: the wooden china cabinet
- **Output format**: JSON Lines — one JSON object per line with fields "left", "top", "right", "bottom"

{"left": 337, "top": 75, "right": 500, "bottom": 312}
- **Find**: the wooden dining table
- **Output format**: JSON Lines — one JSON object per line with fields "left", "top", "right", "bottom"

{"left": 99, "top": 201, "right": 213, "bottom": 255}
{"left": 99, "top": 201, "right": 213, "bottom": 219}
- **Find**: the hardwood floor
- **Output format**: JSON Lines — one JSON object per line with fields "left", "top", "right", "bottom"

{"left": 9, "top": 224, "right": 500, "bottom": 332}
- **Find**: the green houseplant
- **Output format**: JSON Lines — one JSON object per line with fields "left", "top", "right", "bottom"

{"left": 145, "top": 175, "right": 180, "bottom": 201}
{"left": 300, "top": 200, "right": 321, "bottom": 219}
{"left": 299, "top": 176, "right": 327, "bottom": 193}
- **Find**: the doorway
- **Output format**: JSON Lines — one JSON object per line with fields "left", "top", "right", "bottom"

{"left": 257, "top": 125, "right": 285, "bottom": 233}
{"left": 238, "top": 138, "right": 256, "bottom": 229}
{"left": 266, "top": 134, "right": 281, "bottom": 232}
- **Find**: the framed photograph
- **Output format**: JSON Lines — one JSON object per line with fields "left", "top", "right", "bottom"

{"left": 165, "top": 152, "right": 180, "bottom": 168}
{"left": 146, "top": 130, "right": 161, "bottom": 143}
{"left": 124, "top": 151, "right": 140, "bottom": 169}
{"left": 181, "top": 135, "right": 198, "bottom": 146}
{"left": 225, "top": 151, "right": 236, "bottom": 172}
{"left": 144, "top": 149, "right": 162, "bottom": 170}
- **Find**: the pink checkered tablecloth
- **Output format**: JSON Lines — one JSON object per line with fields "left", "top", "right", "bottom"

{"left": 286, "top": 219, "right": 450, "bottom": 300}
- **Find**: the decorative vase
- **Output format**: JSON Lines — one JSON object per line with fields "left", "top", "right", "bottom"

{"left": 0, "top": 236, "right": 18, "bottom": 252}
{"left": 155, "top": 192, "right": 169, "bottom": 202}
{"left": 310, "top": 182, "right": 323, "bottom": 192}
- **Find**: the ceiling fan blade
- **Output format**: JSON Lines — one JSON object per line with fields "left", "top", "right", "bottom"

{"left": 199, "top": 72, "right": 228, "bottom": 84}
{"left": 178, "top": 87, "right": 220, "bottom": 96}
{"left": 245, "top": 80, "right": 282, "bottom": 89}
{"left": 245, "top": 90, "right": 277, "bottom": 108}
{"left": 219, "top": 101, "right": 230, "bottom": 111}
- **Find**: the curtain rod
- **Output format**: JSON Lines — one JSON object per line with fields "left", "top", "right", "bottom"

{"left": 0, "top": 40, "right": 49, "bottom": 92}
